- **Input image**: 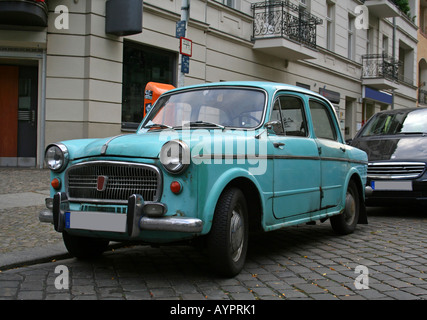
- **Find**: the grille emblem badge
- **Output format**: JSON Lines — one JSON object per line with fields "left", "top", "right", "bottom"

{"left": 97, "top": 176, "right": 108, "bottom": 192}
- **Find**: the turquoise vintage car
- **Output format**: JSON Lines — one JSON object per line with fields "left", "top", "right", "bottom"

{"left": 40, "top": 81, "right": 368, "bottom": 276}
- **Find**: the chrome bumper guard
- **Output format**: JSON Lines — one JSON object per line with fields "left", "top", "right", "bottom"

{"left": 39, "top": 193, "right": 203, "bottom": 237}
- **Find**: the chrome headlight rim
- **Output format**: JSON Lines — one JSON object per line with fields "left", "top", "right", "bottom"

{"left": 45, "top": 143, "right": 69, "bottom": 172}
{"left": 159, "top": 140, "right": 190, "bottom": 175}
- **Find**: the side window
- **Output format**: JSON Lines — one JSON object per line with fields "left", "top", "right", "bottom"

{"left": 309, "top": 100, "right": 337, "bottom": 140}
{"left": 272, "top": 95, "right": 308, "bottom": 137}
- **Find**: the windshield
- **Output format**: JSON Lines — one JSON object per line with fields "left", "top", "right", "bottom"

{"left": 140, "top": 87, "right": 266, "bottom": 130}
{"left": 361, "top": 109, "right": 427, "bottom": 136}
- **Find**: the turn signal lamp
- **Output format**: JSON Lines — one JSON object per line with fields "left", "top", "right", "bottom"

{"left": 51, "top": 178, "right": 61, "bottom": 190}
{"left": 170, "top": 181, "right": 183, "bottom": 194}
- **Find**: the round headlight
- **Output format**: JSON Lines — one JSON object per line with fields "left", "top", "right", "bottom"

{"left": 45, "top": 143, "right": 69, "bottom": 172}
{"left": 160, "top": 140, "right": 190, "bottom": 174}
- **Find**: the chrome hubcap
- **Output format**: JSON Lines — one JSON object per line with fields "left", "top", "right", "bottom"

{"left": 344, "top": 190, "right": 356, "bottom": 225}
{"left": 230, "top": 209, "right": 244, "bottom": 262}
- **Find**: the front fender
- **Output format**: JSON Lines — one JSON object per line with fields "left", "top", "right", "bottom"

{"left": 200, "top": 167, "right": 264, "bottom": 234}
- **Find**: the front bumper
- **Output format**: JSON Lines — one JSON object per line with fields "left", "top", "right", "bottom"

{"left": 364, "top": 178, "right": 427, "bottom": 206}
{"left": 39, "top": 192, "right": 203, "bottom": 237}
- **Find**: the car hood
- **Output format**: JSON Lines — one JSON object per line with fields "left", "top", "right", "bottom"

{"left": 61, "top": 130, "right": 258, "bottom": 160}
{"left": 63, "top": 132, "right": 171, "bottom": 160}
{"left": 351, "top": 135, "right": 427, "bottom": 162}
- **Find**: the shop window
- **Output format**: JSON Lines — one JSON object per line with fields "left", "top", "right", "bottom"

{"left": 122, "top": 41, "right": 176, "bottom": 130}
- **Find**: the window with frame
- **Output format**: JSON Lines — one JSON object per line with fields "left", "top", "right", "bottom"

{"left": 216, "top": 0, "right": 236, "bottom": 8}
{"left": 348, "top": 14, "right": 355, "bottom": 60}
{"left": 326, "top": 1, "right": 335, "bottom": 51}
{"left": 272, "top": 95, "right": 308, "bottom": 137}
{"left": 309, "top": 99, "right": 337, "bottom": 140}
{"left": 122, "top": 41, "right": 176, "bottom": 130}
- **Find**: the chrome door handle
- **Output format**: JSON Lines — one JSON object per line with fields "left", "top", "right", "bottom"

{"left": 273, "top": 142, "right": 285, "bottom": 148}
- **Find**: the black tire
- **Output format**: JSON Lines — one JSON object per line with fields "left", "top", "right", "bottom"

{"left": 330, "top": 180, "right": 360, "bottom": 235}
{"left": 207, "top": 187, "right": 248, "bottom": 277}
{"left": 62, "top": 231, "right": 109, "bottom": 259}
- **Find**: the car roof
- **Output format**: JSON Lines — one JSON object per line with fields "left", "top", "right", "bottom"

{"left": 166, "top": 81, "right": 328, "bottom": 102}
{"left": 373, "top": 107, "right": 427, "bottom": 115}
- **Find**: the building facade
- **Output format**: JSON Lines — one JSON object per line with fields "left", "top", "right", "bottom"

{"left": 418, "top": 0, "right": 427, "bottom": 106}
{"left": 0, "top": 0, "right": 419, "bottom": 168}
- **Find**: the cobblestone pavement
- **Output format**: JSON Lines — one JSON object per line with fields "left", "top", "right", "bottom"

{"left": 0, "top": 168, "right": 427, "bottom": 301}
{"left": 0, "top": 168, "right": 62, "bottom": 255}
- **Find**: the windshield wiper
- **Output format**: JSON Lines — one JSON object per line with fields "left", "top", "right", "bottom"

{"left": 143, "top": 123, "right": 174, "bottom": 130}
{"left": 183, "top": 121, "right": 225, "bottom": 130}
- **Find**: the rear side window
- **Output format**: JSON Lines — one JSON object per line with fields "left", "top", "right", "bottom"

{"left": 309, "top": 100, "right": 337, "bottom": 141}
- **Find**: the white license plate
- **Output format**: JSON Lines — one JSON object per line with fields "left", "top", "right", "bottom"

{"left": 371, "top": 180, "right": 413, "bottom": 191}
{"left": 65, "top": 211, "right": 127, "bottom": 233}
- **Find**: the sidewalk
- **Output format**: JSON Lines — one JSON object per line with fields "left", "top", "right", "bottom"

{"left": 0, "top": 168, "right": 69, "bottom": 270}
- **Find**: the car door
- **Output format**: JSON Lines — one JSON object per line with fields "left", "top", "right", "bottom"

{"left": 308, "top": 98, "right": 349, "bottom": 210}
{"left": 270, "top": 93, "right": 321, "bottom": 220}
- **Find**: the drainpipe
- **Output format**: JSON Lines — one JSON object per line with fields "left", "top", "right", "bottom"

{"left": 178, "top": 0, "right": 190, "bottom": 88}
{"left": 39, "top": 50, "right": 47, "bottom": 169}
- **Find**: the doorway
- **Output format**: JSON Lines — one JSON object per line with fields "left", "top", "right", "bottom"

{"left": 0, "top": 65, "right": 38, "bottom": 166}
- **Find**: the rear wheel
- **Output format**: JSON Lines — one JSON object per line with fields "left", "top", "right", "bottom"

{"left": 330, "top": 180, "right": 360, "bottom": 235}
{"left": 62, "top": 231, "right": 109, "bottom": 259}
{"left": 207, "top": 187, "right": 248, "bottom": 277}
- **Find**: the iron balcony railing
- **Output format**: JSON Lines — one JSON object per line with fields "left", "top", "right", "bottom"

{"left": 362, "top": 54, "right": 400, "bottom": 82}
{"left": 252, "top": 1, "right": 323, "bottom": 49}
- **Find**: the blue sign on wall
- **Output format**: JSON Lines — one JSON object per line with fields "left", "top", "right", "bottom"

{"left": 364, "top": 87, "right": 393, "bottom": 105}
{"left": 181, "top": 55, "right": 190, "bottom": 74}
{"left": 176, "top": 21, "right": 186, "bottom": 38}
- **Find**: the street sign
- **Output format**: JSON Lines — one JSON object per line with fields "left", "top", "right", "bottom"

{"left": 180, "top": 37, "right": 192, "bottom": 57}
{"left": 176, "top": 21, "right": 186, "bottom": 38}
{"left": 181, "top": 55, "right": 189, "bottom": 74}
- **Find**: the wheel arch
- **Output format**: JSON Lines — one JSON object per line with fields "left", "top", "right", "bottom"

{"left": 346, "top": 171, "right": 368, "bottom": 225}
{"left": 201, "top": 169, "right": 265, "bottom": 234}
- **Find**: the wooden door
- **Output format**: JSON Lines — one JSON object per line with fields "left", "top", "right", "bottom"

{"left": 0, "top": 66, "right": 19, "bottom": 157}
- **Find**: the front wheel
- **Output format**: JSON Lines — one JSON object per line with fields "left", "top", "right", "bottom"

{"left": 330, "top": 180, "right": 360, "bottom": 235}
{"left": 207, "top": 187, "right": 248, "bottom": 277}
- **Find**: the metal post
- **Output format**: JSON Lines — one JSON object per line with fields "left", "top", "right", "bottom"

{"left": 178, "top": 0, "right": 190, "bottom": 88}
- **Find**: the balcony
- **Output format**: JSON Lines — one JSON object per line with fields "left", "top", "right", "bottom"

{"left": 362, "top": 54, "right": 400, "bottom": 90}
{"left": 361, "top": 0, "right": 400, "bottom": 18}
{"left": 0, "top": 0, "right": 48, "bottom": 27}
{"left": 252, "top": 1, "right": 323, "bottom": 61}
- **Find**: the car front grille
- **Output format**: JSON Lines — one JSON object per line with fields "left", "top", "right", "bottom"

{"left": 66, "top": 161, "right": 162, "bottom": 204}
{"left": 368, "top": 162, "right": 426, "bottom": 179}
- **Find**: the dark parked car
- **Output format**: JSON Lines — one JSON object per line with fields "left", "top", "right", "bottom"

{"left": 350, "top": 107, "right": 427, "bottom": 206}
